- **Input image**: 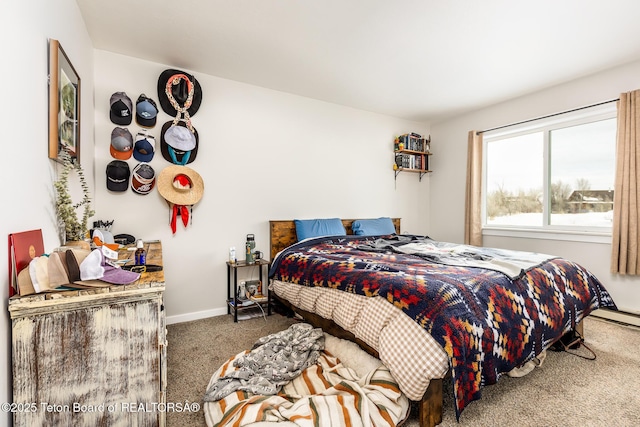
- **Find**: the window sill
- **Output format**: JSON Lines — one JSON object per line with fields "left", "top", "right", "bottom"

{"left": 482, "top": 227, "right": 612, "bottom": 244}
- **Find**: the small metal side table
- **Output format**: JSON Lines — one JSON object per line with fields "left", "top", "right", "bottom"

{"left": 226, "top": 259, "right": 271, "bottom": 322}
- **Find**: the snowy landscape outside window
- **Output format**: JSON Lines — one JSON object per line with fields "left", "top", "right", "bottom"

{"left": 483, "top": 106, "right": 616, "bottom": 233}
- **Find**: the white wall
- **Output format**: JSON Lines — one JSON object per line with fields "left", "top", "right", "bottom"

{"left": 92, "top": 51, "right": 431, "bottom": 323}
{"left": 0, "top": 0, "right": 95, "bottom": 423}
{"left": 430, "top": 59, "right": 640, "bottom": 317}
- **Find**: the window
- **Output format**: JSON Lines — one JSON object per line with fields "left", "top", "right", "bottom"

{"left": 483, "top": 105, "right": 616, "bottom": 233}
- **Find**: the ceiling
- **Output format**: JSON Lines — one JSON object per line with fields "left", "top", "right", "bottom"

{"left": 76, "top": 0, "right": 640, "bottom": 123}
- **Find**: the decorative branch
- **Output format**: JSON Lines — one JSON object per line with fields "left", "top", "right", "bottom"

{"left": 54, "top": 150, "right": 95, "bottom": 242}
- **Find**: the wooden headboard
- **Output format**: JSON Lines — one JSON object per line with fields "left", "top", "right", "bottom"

{"left": 269, "top": 218, "right": 401, "bottom": 260}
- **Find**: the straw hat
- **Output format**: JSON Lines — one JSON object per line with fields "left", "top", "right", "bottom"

{"left": 157, "top": 165, "right": 204, "bottom": 206}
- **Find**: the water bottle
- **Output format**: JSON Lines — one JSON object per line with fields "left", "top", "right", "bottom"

{"left": 245, "top": 234, "right": 255, "bottom": 264}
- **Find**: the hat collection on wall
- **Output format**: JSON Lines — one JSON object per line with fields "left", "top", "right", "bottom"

{"left": 106, "top": 69, "right": 205, "bottom": 233}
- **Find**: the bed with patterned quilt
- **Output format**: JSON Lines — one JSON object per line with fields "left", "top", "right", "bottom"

{"left": 267, "top": 218, "right": 617, "bottom": 426}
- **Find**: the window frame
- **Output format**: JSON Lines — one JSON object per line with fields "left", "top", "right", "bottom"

{"left": 481, "top": 103, "right": 617, "bottom": 241}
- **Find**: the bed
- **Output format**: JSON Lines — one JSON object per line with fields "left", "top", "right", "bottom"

{"left": 267, "top": 218, "right": 617, "bottom": 426}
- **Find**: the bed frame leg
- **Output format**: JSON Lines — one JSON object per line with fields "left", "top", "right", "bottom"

{"left": 419, "top": 378, "right": 443, "bottom": 427}
{"left": 576, "top": 319, "right": 584, "bottom": 337}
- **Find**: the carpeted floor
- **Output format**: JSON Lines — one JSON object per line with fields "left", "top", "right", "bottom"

{"left": 166, "top": 313, "right": 640, "bottom": 427}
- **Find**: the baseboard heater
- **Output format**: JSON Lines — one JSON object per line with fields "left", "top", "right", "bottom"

{"left": 592, "top": 308, "right": 640, "bottom": 328}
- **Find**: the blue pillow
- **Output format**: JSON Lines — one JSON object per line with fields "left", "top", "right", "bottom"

{"left": 352, "top": 217, "right": 396, "bottom": 236}
{"left": 295, "top": 218, "right": 346, "bottom": 241}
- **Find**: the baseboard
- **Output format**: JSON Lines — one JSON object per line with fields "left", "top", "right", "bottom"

{"left": 591, "top": 308, "right": 640, "bottom": 328}
{"left": 166, "top": 307, "right": 227, "bottom": 325}
{"left": 166, "top": 307, "right": 640, "bottom": 328}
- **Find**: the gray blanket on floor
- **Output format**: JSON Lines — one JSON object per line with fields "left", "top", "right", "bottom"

{"left": 203, "top": 323, "right": 324, "bottom": 401}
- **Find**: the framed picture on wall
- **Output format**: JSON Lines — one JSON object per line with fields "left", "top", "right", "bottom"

{"left": 48, "top": 38, "right": 81, "bottom": 164}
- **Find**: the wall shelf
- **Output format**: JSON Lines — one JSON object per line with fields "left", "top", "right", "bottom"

{"left": 393, "top": 133, "right": 432, "bottom": 182}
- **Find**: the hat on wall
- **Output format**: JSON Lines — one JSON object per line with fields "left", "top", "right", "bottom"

{"left": 133, "top": 133, "right": 156, "bottom": 162}
{"left": 79, "top": 249, "right": 140, "bottom": 285}
{"left": 135, "top": 94, "right": 159, "bottom": 128}
{"left": 131, "top": 162, "right": 156, "bottom": 195}
{"left": 164, "top": 123, "right": 196, "bottom": 151}
{"left": 157, "top": 165, "right": 204, "bottom": 233}
{"left": 157, "top": 69, "right": 203, "bottom": 117}
{"left": 109, "top": 92, "right": 133, "bottom": 125}
{"left": 157, "top": 165, "right": 204, "bottom": 206}
{"left": 106, "top": 160, "right": 131, "bottom": 192}
{"left": 160, "top": 120, "right": 199, "bottom": 165}
{"left": 110, "top": 127, "right": 134, "bottom": 160}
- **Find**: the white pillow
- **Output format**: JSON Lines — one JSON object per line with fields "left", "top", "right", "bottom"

{"left": 323, "top": 333, "right": 382, "bottom": 377}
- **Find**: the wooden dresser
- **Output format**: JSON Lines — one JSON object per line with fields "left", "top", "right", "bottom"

{"left": 8, "top": 241, "right": 166, "bottom": 427}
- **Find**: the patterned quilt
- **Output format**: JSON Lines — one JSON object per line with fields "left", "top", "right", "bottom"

{"left": 268, "top": 235, "right": 618, "bottom": 419}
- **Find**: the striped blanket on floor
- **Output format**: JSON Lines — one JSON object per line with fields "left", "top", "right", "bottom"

{"left": 204, "top": 334, "right": 410, "bottom": 427}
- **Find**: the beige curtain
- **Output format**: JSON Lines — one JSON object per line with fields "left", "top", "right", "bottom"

{"left": 464, "top": 131, "right": 483, "bottom": 246}
{"left": 611, "top": 89, "right": 640, "bottom": 274}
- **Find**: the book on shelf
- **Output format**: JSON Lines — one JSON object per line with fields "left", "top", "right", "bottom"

{"left": 8, "top": 229, "right": 45, "bottom": 297}
{"left": 396, "top": 133, "right": 430, "bottom": 152}
{"left": 249, "top": 293, "right": 268, "bottom": 303}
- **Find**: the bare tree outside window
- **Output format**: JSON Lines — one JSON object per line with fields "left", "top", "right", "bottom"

{"left": 484, "top": 116, "right": 616, "bottom": 229}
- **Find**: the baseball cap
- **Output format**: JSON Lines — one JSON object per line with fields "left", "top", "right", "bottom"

{"left": 109, "top": 92, "right": 133, "bottom": 125}
{"left": 29, "top": 257, "right": 48, "bottom": 293}
{"left": 79, "top": 249, "right": 141, "bottom": 285}
{"left": 133, "top": 133, "right": 156, "bottom": 162}
{"left": 131, "top": 163, "right": 156, "bottom": 195}
{"left": 106, "top": 160, "right": 131, "bottom": 192}
{"left": 17, "top": 267, "right": 36, "bottom": 295}
{"left": 136, "top": 94, "right": 159, "bottom": 128}
{"left": 48, "top": 251, "right": 71, "bottom": 288}
{"left": 64, "top": 249, "right": 91, "bottom": 282}
{"left": 110, "top": 127, "right": 133, "bottom": 160}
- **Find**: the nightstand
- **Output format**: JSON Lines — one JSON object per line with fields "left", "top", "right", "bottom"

{"left": 226, "top": 259, "right": 271, "bottom": 322}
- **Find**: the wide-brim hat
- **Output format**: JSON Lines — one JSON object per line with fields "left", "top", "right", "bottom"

{"left": 157, "top": 165, "right": 204, "bottom": 206}
{"left": 157, "top": 69, "right": 203, "bottom": 117}
{"left": 160, "top": 120, "right": 199, "bottom": 165}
